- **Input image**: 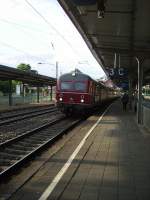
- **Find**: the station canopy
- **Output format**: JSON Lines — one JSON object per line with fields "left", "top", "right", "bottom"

{"left": 0, "top": 65, "right": 56, "bottom": 86}
{"left": 58, "top": 0, "right": 150, "bottom": 87}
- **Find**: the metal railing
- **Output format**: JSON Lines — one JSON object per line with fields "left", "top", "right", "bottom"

{"left": 0, "top": 93, "right": 56, "bottom": 106}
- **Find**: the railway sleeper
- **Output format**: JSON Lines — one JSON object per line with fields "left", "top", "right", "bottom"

{"left": 38, "top": 133, "right": 54, "bottom": 137}
{"left": 0, "top": 107, "right": 55, "bottom": 120}
{"left": 28, "top": 137, "right": 47, "bottom": 142}
{"left": 3, "top": 148, "right": 30, "bottom": 155}
{"left": 36, "top": 133, "right": 53, "bottom": 137}
{"left": 18, "top": 141, "right": 39, "bottom": 147}
{"left": 0, "top": 152, "right": 22, "bottom": 160}
{"left": 30, "top": 134, "right": 50, "bottom": 139}
{"left": 23, "top": 139, "right": 43, "bottom": 145}
{"left": 11, "top": 144, "right": 34, "bottom": 151}
{"left": 0, "top": 159, "right": 15, "bottom": 166}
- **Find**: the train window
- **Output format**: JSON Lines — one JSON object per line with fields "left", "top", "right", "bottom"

{"left": 74, "top": 82, "right": 86, "bottom": 92}
{"left": 60, "top": 82, "right": 73, "bottom": 90}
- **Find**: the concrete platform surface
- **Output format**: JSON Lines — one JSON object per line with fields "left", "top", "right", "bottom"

{"left": 7, "top": 100, "right": 150, "bottom": 200}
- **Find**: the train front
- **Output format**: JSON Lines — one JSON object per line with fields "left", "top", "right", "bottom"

{"left": 56, "top": 70, "right": 93, "bottom": 115}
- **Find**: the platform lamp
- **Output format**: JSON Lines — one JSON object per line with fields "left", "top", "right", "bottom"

{"left": 38, "top": 62, "right": 58, "bottom": 102}
{"left": 38, "top": 62, "right": 58, "bottom": 80}
{"left": 97, "top": 0, "right": 105, "bottom": 19}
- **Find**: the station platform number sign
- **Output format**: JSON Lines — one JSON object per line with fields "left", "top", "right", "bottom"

{"left": 106, "top": 67, "right": 129, "bottom": 90}
{"left": 106, "top": 67, "right": 128, "bottom": 79}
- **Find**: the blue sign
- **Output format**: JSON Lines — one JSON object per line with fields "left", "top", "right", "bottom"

{"left": 72, "top": 0, "right": 96, "bottom": 5}
{"left": 106, "top": 68, "right": 128, "bottom": 79}
{"left": 106, "top": 67, "right": 129, "bottom": 90}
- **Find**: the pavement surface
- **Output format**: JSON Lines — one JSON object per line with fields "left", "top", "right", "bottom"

{"left": 1, "top": 100, "right": 150, "bottom": 200}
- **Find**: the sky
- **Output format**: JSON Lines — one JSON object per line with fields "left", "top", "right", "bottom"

{"left": 0, "top": 0, "right": 106, "bottom": 80}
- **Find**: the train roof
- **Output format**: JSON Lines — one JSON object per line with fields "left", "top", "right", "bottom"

{"left": 59, "top": 69, "right": 92, "bottom": 81}
{"left": 59, "top": 69, "right": 115, "bottom": 91}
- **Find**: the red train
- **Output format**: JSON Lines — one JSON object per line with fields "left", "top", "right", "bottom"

{"left": 56, "top": 69, "right": 115, "bottom": 115}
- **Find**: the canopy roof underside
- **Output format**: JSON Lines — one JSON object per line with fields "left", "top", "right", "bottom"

{"left": 58, "top": 0, "right": 150, "bottom": 86}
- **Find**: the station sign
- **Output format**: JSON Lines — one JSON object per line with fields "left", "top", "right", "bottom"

{"left": 106, "top": 67, "right": 129, "bottom": 90}
{"left": 106, "top": 67, "right": 128, "bottom": 79}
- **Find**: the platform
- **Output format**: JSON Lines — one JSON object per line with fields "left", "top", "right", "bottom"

{"left": 44, "top": 100, "right": 150, "bottom": 200}
{"left": 4, "top": 100, "right": 150, "bottom": 200}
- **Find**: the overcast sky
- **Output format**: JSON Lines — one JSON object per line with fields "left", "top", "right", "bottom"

{"left": 0, "top": 0, "right": 106, "bottom": 79}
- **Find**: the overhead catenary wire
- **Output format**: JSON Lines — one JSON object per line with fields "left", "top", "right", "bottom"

{"left": 0, "top": 18, "right": 54, "bottom": 35}
{"left": 0, "top": 40, "right": 38, "bottom": 59}
{"left": 24, "top": 0, "right": 81, "bottom": 59}
{"left": 0, "top": 18, "right": 54, "bottom": 48}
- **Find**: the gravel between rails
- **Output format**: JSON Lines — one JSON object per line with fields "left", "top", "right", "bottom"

{"left": 0, "top": 105, "right": 56, "bottom": 122}
{"left": 0, "top": 111, "right": 65, "bottom": 144}
{"left": 0, "top": 117, "right": 81, "bottom": 180}
{"left": 0, "top": 104, "right": 54, "bottom": 116}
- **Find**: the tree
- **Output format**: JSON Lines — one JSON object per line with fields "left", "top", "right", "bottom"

{"left": 17, "top": 63, "right": 31, "bottom": 71}
{"left": 16, "top": 63, "right": 31, "bottom": 96}
{"left": 0, "top": 80, "right": 16, "bottom": 95}
{"left": 0, "top": 63, "right": 32, "bottom": 95}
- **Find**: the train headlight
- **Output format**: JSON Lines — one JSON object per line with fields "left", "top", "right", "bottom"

{"left": 59, "top": 97, "right": 63, "bottom": 101}
{"left": 81, "top": 99, "right": 84, "bottom": 103}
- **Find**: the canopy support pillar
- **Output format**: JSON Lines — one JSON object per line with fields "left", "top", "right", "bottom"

{"left": 135, "top": 57, "right": 144, "bottom": 124}
{"left": 50, "top": 86, "right": 53, "bottom": 101}
{"left": 128, "top": 77, "right": 133, "bottom": 110}
{"left": 37, "top": 86, "right": 40, "bottom": 103}
{"left": 8, "top": 80, "right": 13, "bottom": 106}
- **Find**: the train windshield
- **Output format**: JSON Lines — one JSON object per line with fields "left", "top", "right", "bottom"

{"left": 74, "top": 82, "right": 86, "bottom": 91}
{"left": 60, "top": 81, "right": 87, "bottom": 92}
{"left": 61, "top": 82, "right": 73, "bottom": 90}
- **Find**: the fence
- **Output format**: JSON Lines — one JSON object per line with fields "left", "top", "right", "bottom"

{"left": 0, "top": 92, "right": 56, "bottom": 106}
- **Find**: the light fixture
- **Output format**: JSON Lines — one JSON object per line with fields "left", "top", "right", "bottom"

{"left": 77, "top": 6, "right": 86, "bottom": 15}
{"left": 91, "top": 36, "right": 99, "bottom": 44}
{"left": 97, "top": 0, "right": 105, "bottom": 19}
{"left": 72, "top": 71, "right": 76, "bottom": 76}
{"left": 97, "top": 10, "right": 105, "bottom": 18}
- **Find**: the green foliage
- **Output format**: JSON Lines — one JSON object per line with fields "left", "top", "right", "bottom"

{"left": 0, "top": 80, "right": 16, "bottom": 94}
{"left": 15, "top": 63, "right": 32, "bottom": 85}
{"left": 0, "top": 63, "right": 36, "bottom": 95}
{"left": 17, "top": 63, "right": 31, "bottom": 71}
{"left": 0, "top": 80, "right": 8, "bottom": 94}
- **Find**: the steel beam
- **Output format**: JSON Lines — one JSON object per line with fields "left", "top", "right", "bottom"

{"left": 8, "top": 80, "right": 13, "bottom": 106}
{"left": 95, "top": 46, "right": 150, "bottom": 57}
{"left": 88, "top": 33, "right": 131, "bottom": 39}
{"left": 84, "top": 9, "right": 133, "bottom": 14}
{"left": 135, "top": 57, "right": 144, "bottom": 124}
{"left": 128, "top": 77, "right": 133, "bottom": 110}
{"left": 37, "top": 86, "right": 40, "bottom": 103}
{"left": 50, "top": 86, "right": 53, "bottom": 101}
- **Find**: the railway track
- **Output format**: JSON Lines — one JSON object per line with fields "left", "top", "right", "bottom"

{"left": 0, "top": 104, "right": 54, "bottom": 115}
{"left": 0, "top": 104, "right": 54, "bottom": 120}
{"left": 0, "top": 106, "right": 57, "bottom": 126}
{"left": 0, "top": 116, "right": 81, "bottom": 181}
